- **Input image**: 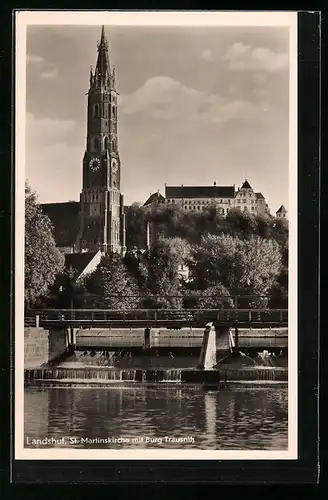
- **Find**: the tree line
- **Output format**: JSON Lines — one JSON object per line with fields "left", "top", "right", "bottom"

{"left": 25, "top": 183, "right": 288, "bottom": 311}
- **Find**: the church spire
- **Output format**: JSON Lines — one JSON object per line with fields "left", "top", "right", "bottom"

{"left": 99, "top": 25, "right": 107, "bottom": 49}
{"left": 93, "top": 25, "right": 114, "bottom": 89}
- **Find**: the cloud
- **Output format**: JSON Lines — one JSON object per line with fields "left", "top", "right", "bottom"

{"left": 26, "top": 53, "right": 45, "bottom": 64}
{"left": 120, "top": 76, "right": 265, "bottom": 125}
{"left": 26, "top": 112, "right": 76, "bottom": 144}
{"left": 252, "top": 73, "right": 268, "bottom": 86}
{"left": 40, "top": 65, "right": 58, "bottom": 79}
{"left": 225, "top": 42, "right": 288, "bottom": 73}
{"left": 200, "top": 49, "right": 213, "bottom": 61}
{"left": 26, "top": 114, "right": 81, "bottom": 202}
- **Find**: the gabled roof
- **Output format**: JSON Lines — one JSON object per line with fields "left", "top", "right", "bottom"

{"left": 40, "top": 201, "right": 80, "bottom": 247}
{"left": 276, "top": 205, "right": 287, "bottom": 213}
{"left": 255, "top": 192, "right": 265, "bottom": 199}
{"left": 241, "top": 180, "right": 252, "bottom": 190}
{"left": 144, "top": 191, "right": 165, "bottom": 206}
{"left": 165, "top": 185, "right": 235, "bottom": 199}
{"left": 65, "top": 252, "right": 98, "bottom": 274}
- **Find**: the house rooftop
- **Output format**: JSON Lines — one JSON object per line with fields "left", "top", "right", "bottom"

{"left": 65, "top": 251, "right": 99, "bottom": 276}
{"left": 276, "top": 205, "right": 287, "bottom": 213}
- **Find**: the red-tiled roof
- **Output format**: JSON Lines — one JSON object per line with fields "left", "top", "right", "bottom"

{"left": 40, "top": 201, "right": 80, "bottom": 247}
{"left": 165, "top": 185, "right": 235, "bottom": 199}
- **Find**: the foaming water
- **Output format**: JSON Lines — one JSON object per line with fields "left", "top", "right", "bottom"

{"left": 24, "top": 385, "right": 288, "bottom": 450}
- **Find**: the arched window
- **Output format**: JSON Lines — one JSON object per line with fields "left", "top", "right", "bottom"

{"left": 94, "top": 137, "right": 99, "bottom": 149}
{"left": 94, "top": 104, "right": 99, "bottom": 118}
{"left": 104, "top": 136, "right": 109, "bottom": 150}
{"left": 112, "top": 106, "right": 116, "bottom": 118}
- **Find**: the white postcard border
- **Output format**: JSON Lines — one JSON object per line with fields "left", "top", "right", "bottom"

{"left": 15, "top": 10, "right": 298, "bottom": 461}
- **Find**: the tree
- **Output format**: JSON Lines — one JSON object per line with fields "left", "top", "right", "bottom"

{"left": 144, "top": 238, "right": 183, "bottom": 308}
{"left": 123, "top": 248, "right": 149, "bottom": 290}
{"left": 195, "top": 284, "right": 234, "bottom": 309}
{"left": 191, "top": 233, "right": 282, "bottom": 307}
{"left": 125, "top": 203, "right": 147, "bottom": 249}
{"left": 85, "top": 253, "right": 140, "bottom": 309}
{"left": 25, "top": 183, "right": 65, "bottom": 307}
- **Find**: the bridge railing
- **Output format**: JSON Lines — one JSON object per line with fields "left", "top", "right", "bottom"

{"left": 26, "top": 308, "right": 288, "bottom": 324}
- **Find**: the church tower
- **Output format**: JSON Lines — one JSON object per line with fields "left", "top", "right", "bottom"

{"left": 78, "top": 26, "right": 126, "bottom": 255}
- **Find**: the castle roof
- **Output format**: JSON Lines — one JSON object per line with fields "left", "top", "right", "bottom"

{"left": 241, "top": 180, "right": 252, "bottom": 190}
{"left": 40, "top": 201, "right": 80, "bottom": 247}
{"left": 165, "top": 185, "right": 235, "bottom": 199}
{"left": 255, "top": 192, "right": 265, "bottom": 199}
{"left": 276, "top": 205, "right": 287, "bottom": 214}
{"left": 144, "top": 191, "right": 165, "bottom": 206}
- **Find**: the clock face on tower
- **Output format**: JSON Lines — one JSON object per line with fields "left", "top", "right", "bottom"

{"left": 89, "top": 157, "right": 100, "bottom": 172}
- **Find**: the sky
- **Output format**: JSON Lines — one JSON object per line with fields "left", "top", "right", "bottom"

{"left": 26, "top": 24, "right": 290, "bottom": 213}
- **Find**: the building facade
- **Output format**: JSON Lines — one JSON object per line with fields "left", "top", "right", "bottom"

{"left": 145, "top": 180, "right": 269, "bottom": 216}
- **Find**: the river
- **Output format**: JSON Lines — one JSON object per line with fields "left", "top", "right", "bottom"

{"left": 24, "top": 385, "right": 288, "bottom": 450}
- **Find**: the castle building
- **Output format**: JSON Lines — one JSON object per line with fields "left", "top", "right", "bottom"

{"left": 144, "top": 180, "right": 269, "bottom": 216}
{"left": 276, "top": 205, "right": 287, "bottom": 219}
{"left": 41, "top": 26, "right": 126, "bottom": 257}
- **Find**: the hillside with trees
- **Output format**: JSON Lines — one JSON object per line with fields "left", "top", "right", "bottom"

{"left": 27, "top": 194, "right": 288, "bottom": 310}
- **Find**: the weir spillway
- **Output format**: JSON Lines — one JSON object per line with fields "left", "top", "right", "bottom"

{"left": 24, "top": 366, "right": 288, "bottom": 386}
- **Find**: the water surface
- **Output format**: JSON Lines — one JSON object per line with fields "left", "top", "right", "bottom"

{"left": 24, "top": 385, "right": 288, "bottom": 450}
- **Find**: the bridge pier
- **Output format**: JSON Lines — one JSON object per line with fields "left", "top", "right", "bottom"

{"left": 198, "top": 324, "right": 235, "bottom": 370}
{"left": 234, "top": 328, "right": 239, "bottom": 351}
{"left": 198, "top": 323, "right": 216, "bottom": 370}
{"left": 215, "top": 326, "right": 234, "bottom": 365}
{"left": 67, "top": 327, "right": 77, "bottom": 350}
{"left": 143, "top": 327, "right": 151, "bottom": 349}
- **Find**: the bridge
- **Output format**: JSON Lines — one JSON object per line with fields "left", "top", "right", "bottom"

{"left": 26, "top": 308, "right": 288, "bottom": 329}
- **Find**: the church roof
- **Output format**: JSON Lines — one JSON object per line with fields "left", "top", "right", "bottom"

{"left": 165, "top": 185, "right": 235, "bottom": 199}
{"left": 241, "top": 180, "right": 252, "bottom": 189}
{"left": 144, "top": 191, "right": 165, "bottom": 206}
{"left": 276, "top": 205, "right": 287, "bottom": 213}
{"left": 40, "top": 201, "right": 80, "bottom": 247}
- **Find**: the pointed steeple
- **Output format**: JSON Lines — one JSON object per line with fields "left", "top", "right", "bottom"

{"left": 93, "top": 25, "right": 114, "bottom": 89}
{"left": 99, "top": 25, "right": 107, "bottom": 49}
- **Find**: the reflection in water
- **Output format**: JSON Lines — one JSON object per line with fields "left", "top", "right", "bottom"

{"left": 24, "top": 386, "right": 288, "bottom": 450}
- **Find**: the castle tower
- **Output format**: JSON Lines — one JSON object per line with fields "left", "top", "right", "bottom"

{"left": 276, "top": 205, "right": 287, "bottom": 219}
{"left": 78, "top": 26, "right": 126, "bottom": 255}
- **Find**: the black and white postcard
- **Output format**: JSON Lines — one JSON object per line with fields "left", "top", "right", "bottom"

{"left": 15, "top": 10, "right": 298, "bottom": 461}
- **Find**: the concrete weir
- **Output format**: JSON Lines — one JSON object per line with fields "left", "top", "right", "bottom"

{"left": 24, "top": 366, "right": 288, "bottom": 386}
